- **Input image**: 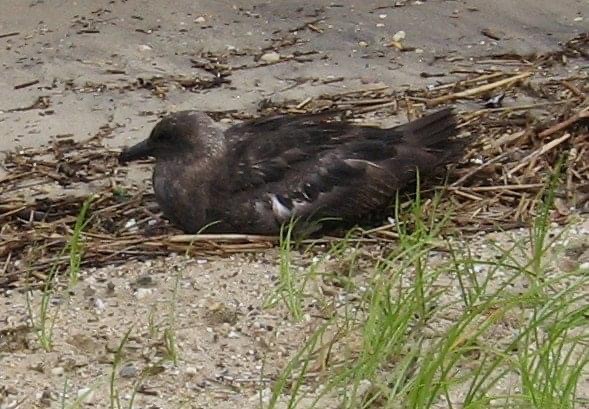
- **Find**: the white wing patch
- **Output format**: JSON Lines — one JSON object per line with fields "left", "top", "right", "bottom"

{"left": 343, "top": 159, "right": 383, "bottom": 170}
{"left": 270, "top": 194, "right": 293, "bottom": 222}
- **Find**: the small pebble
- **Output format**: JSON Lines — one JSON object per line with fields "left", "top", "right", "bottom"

{"left": 392, "top": 30, "right": 406, "bottom": 42}
{"left": 29, "top": 362, "right": 45, "bottom": 373}
{"left": 106, "top": 281, "right": 116, "bottom": 294}
{"left": 135, "top": 288, "right": 153, "bottom": 299}
{"left": 194, "top": 16, "right": 206, "bottom": 23}
{"left": 119, "top": 364, "right": 139, "bottom": 378}
{"left": 77, "top": 387, "right": 94, "bottom": 401}
{"left": 133, "top": 275, "right": 156, "bottom": 288}
{"left": 51, "top": 366, "right": 64, "bottom": 376}
{"left": 94, "top": 298, "right": 106, "bottom": 311}
{"left": 260, "top": 51, "right": 280, "bottom": 63}
{"left": 124, "top": 219, "right": 136, "bottom": 229}
{"left": 185, "top": 366, "right": 198, "bottom": 376}
{"left": 39, "top": 388, "right": 55, "bottom": 403}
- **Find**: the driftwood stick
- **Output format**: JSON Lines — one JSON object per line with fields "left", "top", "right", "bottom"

{"left": 507, "top": 132, "right": 575, "bottom": 176}
{"left": 426, "top": 71, "right": 506, "bottom": 92}
{"left": 167, "top": 234, "right": 279, "bottom": 243}
{"left": 0, "top": 31, "right": 20, "bottom": 39}
{"left": 447, "top": 184, "right": 545, "bottom": 192}
{"left": 451, "top": 152, "right": 510, "bottom": 187}
{"left": 427, "top": 71, "right": 533, "bottom": 106}
{"left": 538, "top": 105, "right": 589, "bottom": 139}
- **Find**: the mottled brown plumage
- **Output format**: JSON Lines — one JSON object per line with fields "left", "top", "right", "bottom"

{"left": 120, "top": 108, "right": 465, "bottom": 234}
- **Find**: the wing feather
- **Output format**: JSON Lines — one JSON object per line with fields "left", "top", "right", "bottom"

{"left": 219, "top": 108, "right": 461, "bottom": 232}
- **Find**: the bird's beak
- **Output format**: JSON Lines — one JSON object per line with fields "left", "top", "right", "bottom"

{"left": 119, "top": 139, "right": 152, "bottom": 163}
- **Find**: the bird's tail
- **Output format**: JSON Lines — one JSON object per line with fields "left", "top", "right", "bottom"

{"left": 398, "top": 108, "right": 457, "bottom": 146}
{"left": 397, "top": 107, "right": 467, "bottom": 163}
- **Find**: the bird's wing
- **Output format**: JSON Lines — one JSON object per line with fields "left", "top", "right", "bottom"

{"left": 224, "top": 108, "right": 461, "bottom": 224}
{"left": 224, "top": 111, "right": 387, "bottom": 189}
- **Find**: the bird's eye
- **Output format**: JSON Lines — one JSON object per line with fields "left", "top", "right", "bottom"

{"left": 150, "top": 128, "right": 173, "bottom": 143}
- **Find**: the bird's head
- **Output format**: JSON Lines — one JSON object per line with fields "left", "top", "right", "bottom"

{"left": 119, "top": 111, "right": 216, "bottom": 163}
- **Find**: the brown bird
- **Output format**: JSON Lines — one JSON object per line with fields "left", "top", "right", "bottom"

{"left": 120, "top": 108, "right": 465, "bottom": 235}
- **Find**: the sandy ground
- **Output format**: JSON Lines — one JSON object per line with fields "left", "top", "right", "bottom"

{"left": 1, "top": 0, "right": 588, "bottom": 408}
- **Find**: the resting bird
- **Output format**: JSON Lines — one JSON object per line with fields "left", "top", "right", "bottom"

{"left": 119, "top": 108, "right": 464, "bottom": 235}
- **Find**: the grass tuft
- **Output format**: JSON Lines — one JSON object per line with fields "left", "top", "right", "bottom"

{"left": 25, "top": 265, "right": 60, "bottom": 352}
{"left": 264, "top": 220, "right": 310, "bottom": 321}
{"left": 263, "top": 173, "right": 589, "bottom": 408}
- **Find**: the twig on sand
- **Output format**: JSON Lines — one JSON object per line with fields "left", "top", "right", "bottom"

{"left": 447, "top": 184, "right": 545, "bottom": 192}
{"left": 167, "top": 234, "right": 279, "bottom": 243}
{"left": 426, "top": 71, "right": 533, "bottom": 106}
{"left": 451, "top": 152, "right": 510, "bottom": 187}
{"left": 507, "top": 132, "right": 575, "bottom": 176}
{"left": 0, "top": 31, "right": 20, "bottom": 39}
{"left": 14, "top": 79, "right": 40, "bottom": 90}
{"left": 538, "top": 105, "right": 589, "bottom": 139}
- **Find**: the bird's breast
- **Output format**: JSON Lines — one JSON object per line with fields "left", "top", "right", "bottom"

{"left": 152, "top": 160, "right": 209, "bottom": 233}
